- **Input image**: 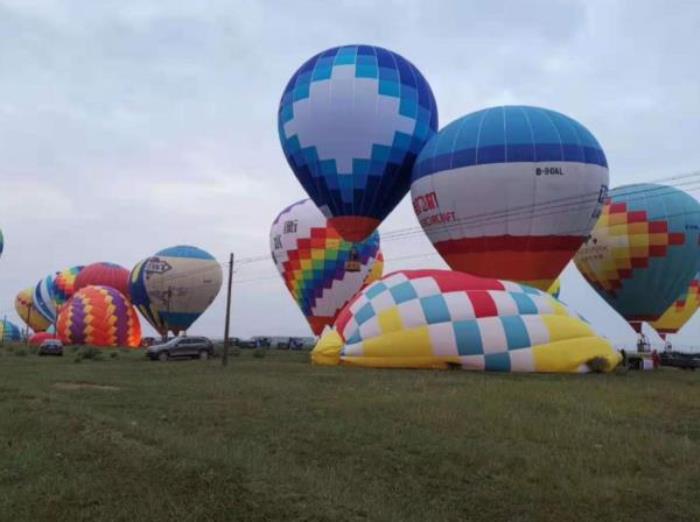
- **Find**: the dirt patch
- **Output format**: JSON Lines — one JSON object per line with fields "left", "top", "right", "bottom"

{"left": 53, "top": 382, "right": 120, "bottom": 391}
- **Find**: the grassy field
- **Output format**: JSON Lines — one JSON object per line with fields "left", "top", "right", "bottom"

{"left": 0, "top": 344, "right": 698, "bottom": 521}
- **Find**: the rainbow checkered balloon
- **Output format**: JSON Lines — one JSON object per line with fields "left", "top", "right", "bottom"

{"left": 575, "top": 183, "right": 700, "bottom": 331}
{"left": 313, "top": 269, "right": 620, "bottom": 373}
{"left": 57, "top": 285, "right": 141, "bottom": 348}
{"left": 52, "top": 266, "right": 84, "bottom": 307}
{"left": 271, "top": 199, "right": 382, "bottom": 335}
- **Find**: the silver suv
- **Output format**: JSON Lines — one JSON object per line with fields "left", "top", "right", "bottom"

{"left": 146, "top": 336, "right": 214, "bottom": 362}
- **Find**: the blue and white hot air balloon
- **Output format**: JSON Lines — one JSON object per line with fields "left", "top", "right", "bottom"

{"left": 278, "top": 45, "right": 438, "bottom": 241}
{"left": 33, "top": 274, "right": 57, "bottom": 323}
{"left": 129, "top": 246, "right": 223, "bottom": 336}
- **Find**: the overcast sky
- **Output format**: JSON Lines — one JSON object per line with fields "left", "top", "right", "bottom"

{"left": 1, "top": 0, "right": 699, "bottom": 347}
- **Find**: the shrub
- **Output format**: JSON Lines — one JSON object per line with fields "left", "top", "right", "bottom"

{"left": 253, "top": 348, "right": 267, "bottom": 359}
{"left": 109, "top": 351, "right": 119, "bottom": 359}
{"left": 76, "top": 347, "right": 104, "bottom": 361}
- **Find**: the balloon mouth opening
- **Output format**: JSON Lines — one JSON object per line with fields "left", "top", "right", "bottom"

{"left": 328, "top": 216, "right": 380, "bottom": 242}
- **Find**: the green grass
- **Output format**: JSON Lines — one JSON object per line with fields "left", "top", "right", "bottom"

{"left": 0, "top": 346, "right": 698, "bottom": 521}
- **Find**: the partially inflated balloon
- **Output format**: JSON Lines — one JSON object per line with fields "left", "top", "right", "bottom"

{"left": 575, "top": 184, "right": 700, "bottom": 331}
{"left": 411, "top": 106, "right": 608, "bottom": 290}
{"left": 271, "top": 199, "right": 382, "bottom": 335}
{"left": 278, "top": 45, "right": 438, "bottom": 241}
{"left": 33, "top": 274, "right": 57, "bottom": 322}
{"left": 74, "top": 262, "right": 130, "bottom": 298}
{"left": 649, "top": 273, "right": 699, "bottom": 339}
{"left": 15, "top": 287, "right": 51, "bottom": 332}
{"left": 312, "top": 270, "right": 620, "bottom": 373}
{"left": 52, "top": 266, "right": 84, "bottom": 307}
{"left": 129, "top": 246, "right": 222, "bottom": 336}
{"left": 57, "top": 285, "right": 141, "bottom": 347}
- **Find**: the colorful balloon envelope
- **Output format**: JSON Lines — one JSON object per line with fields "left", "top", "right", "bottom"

{"left": 29, "top": 331, "right": 58, "bottom": 346}
{"left": 575, "top": 184, "right": 700, "bottom": 331}
{"left": 547, "top": 278, "right": 561, "bottom": 299}
{"left": 0, "top": 319, "right": 22, "bottom": 342}
{"left": 312, "top": 269, "right": 620, "bottom": 373}
{"left": 33, "top": 274, "right": 57, "bottom": 323}
{"left": 270, "top": 199, "right": 383, "bottom": 335}
{"left": 649, "top": 273, "right": 700, "bottom": 339}
{"left": 57, "top": 285, "right": 141, "bottom": 348}
{"left": 15, "top": 287, "right": 52, "bottom": 332}
{"left": 278, "top": 45, "right": 438, "bottom": 241}
{"left": 129, "top": 246, "right": 222, "bottom": 336}
{"left": 52, "top": 266, "right": 84, "bottom": 307}
{"left": 411, "top": 105, "right": 609, "bottom": 290}
{"left": 74, "top": 262, "right": 130, "bottom": 298}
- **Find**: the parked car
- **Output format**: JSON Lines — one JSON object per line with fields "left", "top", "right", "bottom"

{"left": 660, "top": 351, "right": 699, "bottom": 370}
{"left": 233, "top": 337, "right": 258, "bottom": 349}
{"left": 39, "top": 339, "right": 63, "bottom": 356}
{"left": 146, "top": 336, "right": 214, "bottom": 362}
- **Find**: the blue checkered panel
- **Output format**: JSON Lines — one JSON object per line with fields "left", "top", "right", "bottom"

{"left": 279, "top": 45, "right": 438, "bottom": 222}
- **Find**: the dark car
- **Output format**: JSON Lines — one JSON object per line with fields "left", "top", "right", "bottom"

{"left": 39, "top": 339, "right": 63, "bottom": 356}
{"left": 660, "top": 351, "right": 699, "bottom": 370}
{"left": 146, "top": 336, "right": 214, "bottom": 362}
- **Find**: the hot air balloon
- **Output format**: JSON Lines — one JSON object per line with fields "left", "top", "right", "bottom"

{"left": 74, "top": 262, "right": 130, "bottom": 298}
{"left": 365, "top": 250, "right": 384, "bottom": 287}
{"left": 15, "top": 287, "right": 52, "bottom": 333}
{"left": 411, "top": 105, "right": 609, "bottom": 290}
{"left": 52, "top": 266, "right": 84, "bottom": 308}
{"left": 649, "top": 274, "right": 700, "bottom": 340}
{"left": 129, "top": 246, "right": 222, "bottom": 336}
{"left": 0, "top": 229, "right": 4, "bottom": 258}
{"left": 270, "top": 199, "right": 382, "bottom": 335}
{"left": 278, "top": 45, "right": 439, "bottom": 241}
{"left": 57, "top": 285, "right": 141, "bottom": 347}
{"left": 33, "top": 274, "right": 57, "bottom": 323}
{"left": 313, "top": 269, "right": 620, "bottom": 373}
{"left": 575, "top": 183, "right": 700, "bottom": 333}
{"left": 0, "top": 319, "right": 22, "bottom": 342}
{"left": 29, "top": 331, "right": 58, "bottom": 346}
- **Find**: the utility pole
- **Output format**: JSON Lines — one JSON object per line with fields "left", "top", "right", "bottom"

{"left": 222, "top": 252, "right": 234, "bottom": 367}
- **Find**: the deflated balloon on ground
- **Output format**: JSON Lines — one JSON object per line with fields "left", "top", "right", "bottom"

{"left": 313, "top": 269, "right": 620, "bottom": 373}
